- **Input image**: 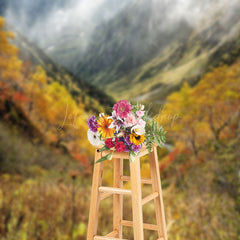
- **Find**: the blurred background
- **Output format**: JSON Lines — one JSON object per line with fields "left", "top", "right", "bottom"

{"left": 0, "top": 0, "right": 240, "bottom": 239}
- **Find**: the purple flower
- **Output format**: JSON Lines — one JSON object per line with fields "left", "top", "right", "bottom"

{"left": 119, "top": 136, "right": 125, "bottom": 142}
{"left": 124, "top": 145, "right": 130, "bottom": 152}
{"left": 88, "top": 115, "right": 99, "bottom": 132}
{"left": 125, "top": 135, "right": 131, "bottom": 146}
{"left": 131, "top": 144, "right": 141, "bottom": 153}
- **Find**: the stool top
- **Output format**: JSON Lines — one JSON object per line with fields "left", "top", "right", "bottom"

{"left": 94, "top": 143, "right": 157, "bottom": 159}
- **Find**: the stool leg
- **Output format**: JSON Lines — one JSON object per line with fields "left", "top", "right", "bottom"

{"left": 130, "top": 157, "right": 144, "bottom": 240}
{"left": 149, "top": 146, "right": 168, "bottom": 240}
{"left": 87, "top": 150, "right": 104, "bottom": 240}
{"left": 113, "top": 158, "right": 123, "bottom": 238}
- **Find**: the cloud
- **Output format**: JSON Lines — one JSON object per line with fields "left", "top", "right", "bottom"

{"left": 3, "top": 0, "right": 240, "bottom": 52}
{"left": 153, "top": 0, "right": 240, "bottom": 26}
{"left": 4, "top": 0, "right": 129, "bottom": 49}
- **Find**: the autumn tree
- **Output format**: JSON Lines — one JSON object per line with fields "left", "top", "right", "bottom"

{"left": 0, "top": 16, "right": 22, "bottom": 85}
{"left": 0, "top": 16, "right": 92, "bottom": 168}
{"left": 158, "top": 61, "right": 240, "bottom": 157}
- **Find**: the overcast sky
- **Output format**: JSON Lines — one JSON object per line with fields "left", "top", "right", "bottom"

{"left": 3, "top": 0, "right": 240, "bottom": 50}
{"left": 4, "top": 0, "right": 129, "bottom": 48}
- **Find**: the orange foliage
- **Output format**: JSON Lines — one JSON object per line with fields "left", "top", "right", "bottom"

{"left": 0, "top": 16, "right": 92, "bottom": 169}
{"left": 12, "top": 92, "right": 29, "bottom": 103}
{"left": 157, "top": 60, "right": 240, "bottom": 159}
{"left": 72, "top": 153, "right": 89, "bottom": 166}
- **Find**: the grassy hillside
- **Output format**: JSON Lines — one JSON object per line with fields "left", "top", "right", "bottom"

{"left": 155, "top": 59, "right": 240, "bottom": 239}
{"left": 1, "top": 53, "right": 239, "bottom": 240}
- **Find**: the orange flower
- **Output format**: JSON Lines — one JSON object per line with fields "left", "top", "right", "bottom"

{"left": 97, "top": 116, "right": 115, "bottom": 138}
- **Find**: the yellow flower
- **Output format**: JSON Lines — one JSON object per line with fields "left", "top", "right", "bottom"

{"left": 97, "top": 116, "right": 115, "bottom": 139}
{"left": 130, "top": 133, "right": 146, "bottom": 145}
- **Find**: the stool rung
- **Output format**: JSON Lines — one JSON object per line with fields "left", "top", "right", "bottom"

{"left": 142, "top": 192, "right": 159, "bottom": 205}
{"left": 99, "top": 186, "right": 131, "bottom": 195}
{"left": 120, "top": 175, "right": 152, "bottom": 184}
{"left": 94, "top": 236, "right": 127, "bottom": 240}
{"left": 120, "top": 220, "right": 158, "bottom": 231}
{"left": 104, "top": 230, "right": 118, "bottom": 237}
{"left": 100, "top": 192, "right": 112, "bottom": 201}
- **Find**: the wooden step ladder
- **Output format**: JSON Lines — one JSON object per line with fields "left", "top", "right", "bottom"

{"left": 87, "top": 144, "right": 168, "bottom": 240}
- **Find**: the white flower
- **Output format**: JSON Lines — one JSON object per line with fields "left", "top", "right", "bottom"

{"left": 112, "top": 110, "right": 122, "bottom": 121}
{"left": 116, "top": 131, "right": 125, "bottom": 137}
{"left": 109, "top": 110, "right": 124, "bottom": 131}
{"left": 136, "top": 110, "right": 145, "bottom": 117}
{"left": 108, "top": 111, "right": 116, "bottom": 129}
{"left": 87, "top": 129, "right": 103, "bottom": 146}
{"left": 137, "top": 118, "right": 146, "bottom": 127}
{"left": 140, "top": 104, "right": 145, "bottom": 111}
{"left": 108, "top": 121, "right": 115, "bottom": 129}
{"left": 99, "top": 112, "right": 105, "bottom": 118}
{"left": 108, "top": 111, "right": 117, "bottom": 120}
{"left": 131, "top": 125, "right": 145, "bottom": 135}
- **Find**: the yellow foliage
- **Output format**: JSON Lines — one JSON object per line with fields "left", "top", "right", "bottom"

{"left": 0, "top": 16, "right": 93, "bottom": 162}
{"left": 157, "top": 60, "right": 240, "bottom": 154}
{"left": 31, "top": 66, "right": 48, "bottom": 85}
{"left": 0, "top": 17, "right": 22, "bottom": 83}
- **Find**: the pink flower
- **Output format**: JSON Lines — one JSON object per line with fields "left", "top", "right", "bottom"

{"left": 136, "top": 110, "right": 145, "bottom": 117}
{"left": 113, "top": 100, "right": 132, "bottom": 119}
{"left": 125, "top": 112, "right": 137, "bottom": 127}
{"left": 137, "top": 118, "right": 146, "bottom": 127}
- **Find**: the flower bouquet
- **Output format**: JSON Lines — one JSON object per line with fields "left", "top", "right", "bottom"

{"left": 87, "top": 100, "right": 166, "bottom": 163}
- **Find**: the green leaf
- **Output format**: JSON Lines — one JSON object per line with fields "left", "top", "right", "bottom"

{"left": 107, "top": 152, "right": 113, "bottom": 161}
{"left": 95, "top": 152, "right": 113, "bottom": 164}
{"left": 99, "top": 145, "right": 110, "bottom": 152}
{"left": 129, "top": 151, "right": 137, "bottom": 163}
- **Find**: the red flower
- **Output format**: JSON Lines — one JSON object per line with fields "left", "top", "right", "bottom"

{"left": 105, "top": 138, "right": 115, "bottom": 148}
{"left": 115, "top": 141, "right": 125, "bottom": 152}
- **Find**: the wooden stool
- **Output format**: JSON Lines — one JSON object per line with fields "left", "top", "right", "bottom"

{"left": 87, "top": 144, "right": 168, "bottom": 240}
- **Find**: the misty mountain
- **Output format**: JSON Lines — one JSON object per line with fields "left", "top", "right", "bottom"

{"left": 2, "top": 0, "right": 240, "bottom": 102}
{"left": 74, "top": 0, "right": 193, "bottom": 83}
{"left": 2, "top": 0, "right": 129, "bottom": 59}
{"left": 0, "top": 0, "right": 6, "bottom": 15}
{"left": 72, "top": 0, "right": 240, "bottom": 101}
{"left": 4, "top": 22, "right": 114, "bottom": 112}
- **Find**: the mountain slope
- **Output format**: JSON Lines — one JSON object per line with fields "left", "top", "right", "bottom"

{"left": 74, "top": 0, "right": 192, "bottom": 86}
{"left": 0, "top": 17, "right": 116, "bottom": 171}
{"left": 5, "top": 23, "right": 115, "bottom": 112}
{"left": 1, "top": 0, "right": 129, "bottom": 71}
{"left": 72, "top": 0, "right": 240, "bottom": 101}
{"left": 4, "top": 0, "right": 240, "bottom": 103}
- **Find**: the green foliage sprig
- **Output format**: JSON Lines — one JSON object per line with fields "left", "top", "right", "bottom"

{"left": 145, "top": 119, "right": 167, "bottom": 153}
